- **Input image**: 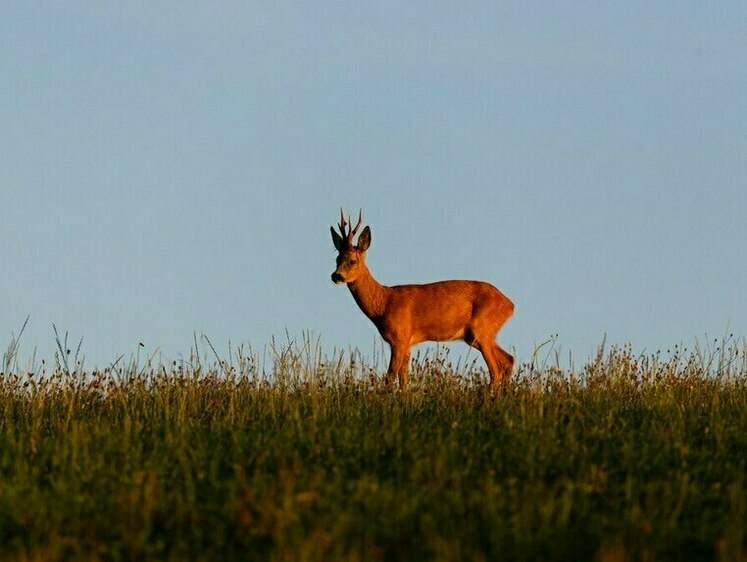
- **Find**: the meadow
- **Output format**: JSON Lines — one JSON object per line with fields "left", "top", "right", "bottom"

{"left": 0, "top": 335, "right": 745, "bottom": 561}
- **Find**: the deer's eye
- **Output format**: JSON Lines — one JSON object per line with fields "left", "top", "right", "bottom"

{"left": 348, "top": 259, "right": 357, "bottom": 266}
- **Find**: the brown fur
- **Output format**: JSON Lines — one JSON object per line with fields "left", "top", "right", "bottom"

{"left": 331, "top": 211, "right": 514, "bottom": 391}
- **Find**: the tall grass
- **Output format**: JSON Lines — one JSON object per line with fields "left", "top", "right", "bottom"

{"left": 0, "top": 336, "right": 745, "bottom": 561}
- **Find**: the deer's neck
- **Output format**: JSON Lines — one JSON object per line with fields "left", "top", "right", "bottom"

{"left": 347, "top": 266, "right": 390, "bottom": 320}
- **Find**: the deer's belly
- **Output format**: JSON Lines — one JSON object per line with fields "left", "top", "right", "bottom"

{"left": 411, "top": 327, "right": 465, "bottom": 345}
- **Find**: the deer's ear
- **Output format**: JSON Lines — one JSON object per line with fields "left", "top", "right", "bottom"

{"left": 331, "top": 227, "right": 344, "bottom": 252}
{"left": 357, "top": 226, "right": 371, "bottom": 251}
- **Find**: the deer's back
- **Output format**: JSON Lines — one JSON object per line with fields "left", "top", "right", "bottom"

{"left": 390, "top": 279, "right": 510, "bottom": 305}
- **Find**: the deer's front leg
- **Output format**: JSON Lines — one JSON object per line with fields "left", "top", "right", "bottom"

{"left": 386, "top": 344, "right": 411, "bottom": 390}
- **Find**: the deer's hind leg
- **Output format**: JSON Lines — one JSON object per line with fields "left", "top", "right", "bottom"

{"left": 471, "top": 340, "right": 507, "bottom": 390}
{"left": 491, "top": 343, "right": 514, "bottom": 390}
{"left": 468, "top": 300, "right": 514, "bottom": 391}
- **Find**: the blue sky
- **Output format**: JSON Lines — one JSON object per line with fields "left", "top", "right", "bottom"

{"left": 2, "top": 2, "right": 745, "bottom": 369}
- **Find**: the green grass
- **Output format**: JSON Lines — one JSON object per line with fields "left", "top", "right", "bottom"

{"left": 0, "top": 338, "right": 745, "bottom": 561}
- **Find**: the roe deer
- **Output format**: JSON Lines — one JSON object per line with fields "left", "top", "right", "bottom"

{"left": 330, "top": 209, "right": 514, "bottom": 391}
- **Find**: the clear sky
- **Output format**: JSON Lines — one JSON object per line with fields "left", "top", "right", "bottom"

{"left": 2, "top": 2, "right": 745, "bottom": 369}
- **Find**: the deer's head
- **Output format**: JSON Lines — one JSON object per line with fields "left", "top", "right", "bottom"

{"left": 330, "top": 208, "right": 371, "bottom": 284}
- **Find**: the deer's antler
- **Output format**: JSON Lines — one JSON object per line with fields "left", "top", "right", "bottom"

{"left": 348, "top": 209, "right": 363, "bottom": 242}
{"left": 337, "top": 207, "right": 348, "bottom": 239}
{"left": 337, "top": 208, "right": 363, "bottom": 245}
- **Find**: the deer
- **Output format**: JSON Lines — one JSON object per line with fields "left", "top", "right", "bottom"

{"left": 330, "top": 209, "right": 514, "bottom": 391}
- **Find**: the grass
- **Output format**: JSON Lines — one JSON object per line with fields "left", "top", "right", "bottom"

{"left": 0, "top": 336, "right": 745, "bottom": 561}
